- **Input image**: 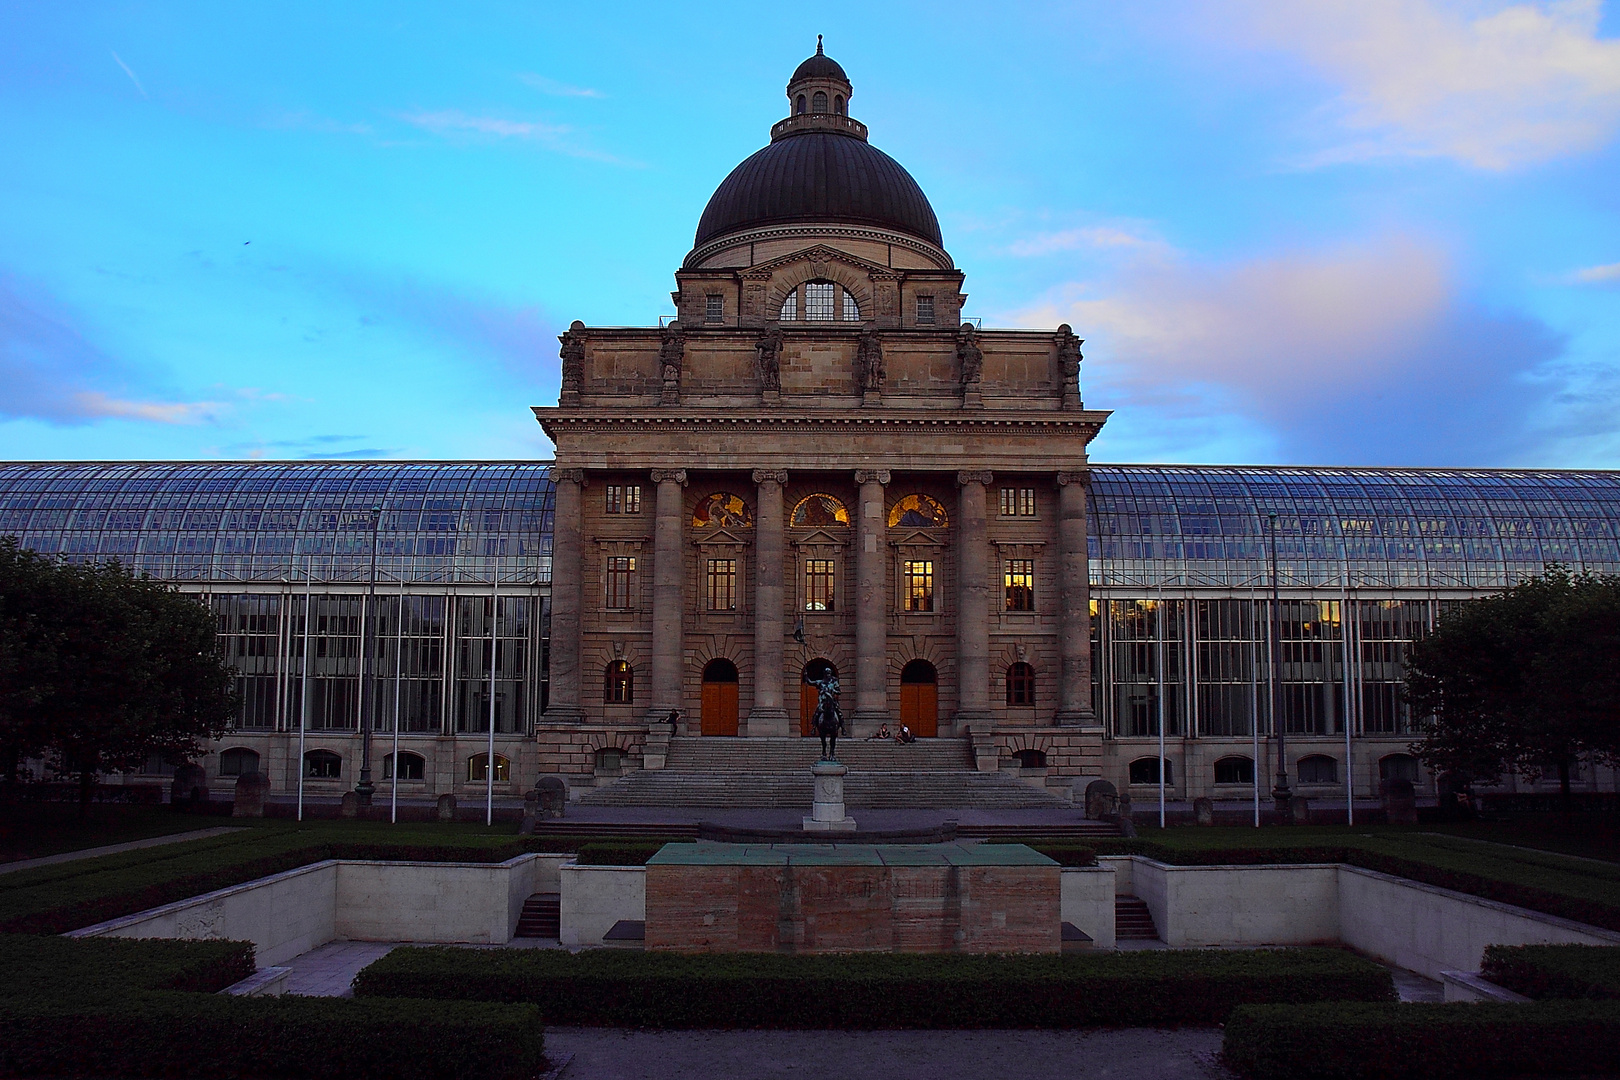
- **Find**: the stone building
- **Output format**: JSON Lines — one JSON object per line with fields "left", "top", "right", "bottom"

{"left": 536, "top": 43, "right": 1110, "bottom": 781}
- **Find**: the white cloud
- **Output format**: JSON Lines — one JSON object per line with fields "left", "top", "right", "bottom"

{"left": 75, "top": 393, "right": 226, "bottom": 425}
{"left": 516, "top": 73, "right": 604, "bottom": 98}
{"left": 1230, "top": 0, "right": 1620, "bottom": 168}
{"left": 401, "top": 110, "right": 570, "bottom": 140}
{"left": 109, "top": 49, "right": 147, "bottom": 99}
{"left": 1572, "top": 261, "right": 1620, "bottom": 282}
{"left": 1007, "top": 227, "right": 1156, "bottom": 257}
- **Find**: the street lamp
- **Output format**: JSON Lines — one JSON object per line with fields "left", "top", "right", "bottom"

{"left": 1268, "top": 512, "right": 1292, "bottom": 819}
{"left": 355, "top": 506, "right": 383, "bottom": 806}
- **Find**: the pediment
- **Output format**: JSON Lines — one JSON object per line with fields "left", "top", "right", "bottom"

{"left": 693, "top": 525, "right": 752, "bottom": 547}
{"left": 742, "top": 244, "right": 896, "bottom": 281}
{"left": 791, "top": 527, "right": 850, "bottom": 548}
{"left": 890, "top": 528, "right": 946, "bottom": 549}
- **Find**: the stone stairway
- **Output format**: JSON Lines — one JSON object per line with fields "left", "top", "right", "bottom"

{"left": 577, "top": 737, "right": 1071, "bottom": 810}
{"left": 1115, "top": 895, "right": 1159, "bottom": 941}
{"left": 513, "top": 892, "right": 560, "bottom": 939}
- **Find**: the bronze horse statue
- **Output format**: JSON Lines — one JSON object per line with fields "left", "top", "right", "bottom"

{"left": 804, "top": 668, "right": 843, "bottom": 761}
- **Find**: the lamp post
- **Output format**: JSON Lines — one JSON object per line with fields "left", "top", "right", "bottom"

{"left": 355, "top": 506, "right": 383, "bottom": 806}
{"left": 1268, "top": 512, "right": 1292, "bottom": 819}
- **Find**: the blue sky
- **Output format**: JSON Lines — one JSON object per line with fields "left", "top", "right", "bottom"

{"left": 1, "top": 1, "right": 1617, "bottom": 468}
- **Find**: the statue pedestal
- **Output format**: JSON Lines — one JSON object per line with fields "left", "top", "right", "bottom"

{"left": 803, "top": 761, "right": 856, "bottom": 832}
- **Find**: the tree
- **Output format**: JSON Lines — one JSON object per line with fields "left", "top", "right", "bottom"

{"left": 0, "top": 538, "right": 238, "bottom": 806}
{"left": 1406, "top": 566, "right": 1620, "bottom": 807}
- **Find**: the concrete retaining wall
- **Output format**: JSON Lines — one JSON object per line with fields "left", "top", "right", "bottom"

{"left": 1059, "top": 866, "right": 1116, "bottom": 949}
{"left": 560, "top": 862, "right": 645, "bottom": 948}
{"left": 1137, "top": 861, "right": 1340, "bottom": 948}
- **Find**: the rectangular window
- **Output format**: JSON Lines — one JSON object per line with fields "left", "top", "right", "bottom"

{"left": 804, "top": 559, "right": 835, "bottom": 611}
{"left": 705, "top": 294, "right": 724, "bottom": 323}
{"left": 1000, "top": 487, "right": 1036, "bottom": 516}
{"left": 916, "top": 295, "right": 935, "bottom": 324}
{"left": 1004, "top": 559, "right": 1035, "bottom": 611}
{"left": 903, "top": 560, "right": 934, "bottom": 612}
{"left": 706, "top": 558, "right": 737, "bottom": 611}
{"left": 606, "top": 556, "right": 636, "bottom": 609}
{"left": 606, "top": 485, "right": 641, "bottom": 514}
{"left": 805, "top": 281, "right": 836, "bottom": 321}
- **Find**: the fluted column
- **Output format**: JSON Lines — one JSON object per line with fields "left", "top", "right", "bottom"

{"left": 747, "top": 469, "right": 789, "bottom": 735}
{"left": 545, "top": 469, "right": 585, "bottom": 721}
{"left": 648, "top": 469, "right": 687, "bottom": 725}
{"left": 1055, "top": 471, "right": 1097, "bottom": 726}
{"left": 955, "top": 471, "right": 993, "bottom": 732}
{"left": 853, "top": 469, "right": 890, "bottom": 730}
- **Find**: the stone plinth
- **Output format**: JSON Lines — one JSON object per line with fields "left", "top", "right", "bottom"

{"left": 644, "top": 841, "right": 1061, "bottom": 954}
{"left": 804, "top": 760, "right": 855, "bottom": 832}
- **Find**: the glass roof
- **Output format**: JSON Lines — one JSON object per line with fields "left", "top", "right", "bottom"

{"left": 0, "top": 462, "right": 554, "bottom": 585}
{"left": 1, "top": 461, "right": 1616, "bottom": 591}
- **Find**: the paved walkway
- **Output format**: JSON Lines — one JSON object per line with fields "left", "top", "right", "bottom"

{"left": 543, "top": 1027, "right": 1233, "bottom": 1079}
{"left": 281, "top": 941, "right": 402, "bottom": 997}
{"left": 0, "top": 826, "right": 243, "bottom": 875}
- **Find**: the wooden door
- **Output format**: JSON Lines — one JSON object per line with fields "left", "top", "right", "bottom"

{"left": 800, "top": 683, "right": 818, "bottom": 737}
{"left": 899, "top": 683, "right": 938, "bottom": 737}
{"left": 701, "top": 681, "right": 739, "bottom": 736}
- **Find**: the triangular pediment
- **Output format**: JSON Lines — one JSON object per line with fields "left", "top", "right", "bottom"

{"left": 791, "top": 527, "right": 850, "bottom": 547}
{"left": 693, "top": 525, "right": 752, "bottom": 547}
{"left": 890, "top": 528, "right": 946, "bottom": 548}
{"left": 743, "top": 244, "right": 896, "bottom": 281}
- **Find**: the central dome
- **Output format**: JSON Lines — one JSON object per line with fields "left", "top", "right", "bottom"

{"left": 691, "top": 45, "right": 943, "bottom": 253}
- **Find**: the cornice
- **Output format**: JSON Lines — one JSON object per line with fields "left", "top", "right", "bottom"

{"left": 683, "top": 221, "right": 955, "bottom": 272}
{"left": 534, "top": 407, "right": 1110, "bottom": 436}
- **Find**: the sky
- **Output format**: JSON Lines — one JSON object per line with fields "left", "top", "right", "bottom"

{"left": 1, "top": 1, "right": 1618, "bottom": 468}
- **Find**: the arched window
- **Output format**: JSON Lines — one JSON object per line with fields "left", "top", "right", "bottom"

{"left": 1006, "top": 662, "right": 1036, "bottom": 706}
{"left": 1129, "top": 757, "right": 1172, "bottom": 785}
{"left": 888, "top": 494, "right": 950, "bottom": 528}
{"left": 604, "top": 660, "right": 633, "bottom": 704}
{"left": 1379, "top": 754, "right": 1420, "bottom": 784}
{"left": 1298, "top": 755, "right": 1339, "bottom": 784}
{"left": 468, "top": 753, "right": 510, "bottom": 782}
{"left": 1014, "top": 748, "right": 1046, "bottom": 770}
{"left": 219, "top": 747, "right": 260, "bottom": 777}
{"left": 834, "top": 95, "right": 845, "bottom": 115}
{"left": 304, "top": 749, "right": 342, "bottom": 779}
{"left": 790, "top": 493, "right": 850, "bottom": 527}
{"left": 383, "top": 751, "right": 425, "bottom": 781}
{"left": 692, "top": 492, "right": 751, "bottom": 527}
{"left": 805, "top": 281, "right": 837, "bottom": 321}
{"left": 703, "top": 658, "right": 739, "bottom": 682}
{"left": 842, "top": 290, "right": 860, "bottom": 321}
{"left": 813, "top": 90, "right": 828, "bottom": 112}
{"left": 780, "top": 282, "right": 859, "bottom": 322}
{"left": 796, "top": 94, "right": 806, "bottom": 115}
{"left": 1214, "top": 756, "right": 1254, "bottom": 785}
{"left": 780, "top": 290, "right": 797, "bottom": 320}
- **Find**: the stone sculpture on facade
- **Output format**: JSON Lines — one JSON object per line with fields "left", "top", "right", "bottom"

{"left": 658, "top": 324, "right": 685, "bottom": 405}
{"left": 559, "top": 320, "right": 586, "bottom": 406}
{"left": 1056, "top": 323, "right": 1083, "bottom": 410}
{"left": 855, "top": 328, "right": 885, "bottom": 404}
{"left": 956, "top": 322, "right": 984, "bottom": 408}
{"left": 755, "top": 323, "right": 783, "bottom": 402}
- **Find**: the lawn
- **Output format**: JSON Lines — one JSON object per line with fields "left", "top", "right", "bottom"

{"left": 0, "top": 804, "right": 230, "bottom": 863}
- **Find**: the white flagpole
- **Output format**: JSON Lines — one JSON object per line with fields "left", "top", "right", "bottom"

{"left": 298, "top": 558, "right": 312, "bottom": 823}
{"left": 1157, "top": 580, "right": 1167, "bottom": 829}
{"left": 486, "top": 577, "right": 498, "bottom": 827}
{"left": 392, "top": 578, "right": 403, "bottom": 825}
{"left": 1251, "top": 580, "right": 1261, "bottom": 828}
{"left": 1342, "top": 579, "right": 1355, "bottom": 826}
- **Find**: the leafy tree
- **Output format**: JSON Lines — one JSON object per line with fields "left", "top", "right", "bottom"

{"left": 0, "top": 538, "right": 238, "bottom": 806}
{"left": 1406, "top": 566, "right": 1620, "bottom": 806}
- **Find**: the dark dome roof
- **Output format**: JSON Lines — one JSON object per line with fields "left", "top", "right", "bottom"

{"left": 693, "top": 131, "right": 943, "bottom": 249}
{"left": 791, "top": 51, "right": 847, "bottom": 83}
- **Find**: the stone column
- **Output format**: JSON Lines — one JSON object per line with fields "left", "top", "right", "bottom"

{"left": 1055, "top": 471, "right": 1097, "bottom": 726}
{"left": 546, "top": 468, "right": 584, "bottom": 721}
{"left": 853, "top": 469, "right": 890, "bottom": 731}
{"left": 648, "top": 469, "right": 687, "bottom": 726}
{"left": 747, "top": 469, "right": 790, "bottom": 735}
{"left": 955, "top": 471, "right": 994, "bottom": 732}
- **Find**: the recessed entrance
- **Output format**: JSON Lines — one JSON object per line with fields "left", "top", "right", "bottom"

{"left": 799, "top": 659, "right": 837, "bottom": 736}
{"left": 700, "top": 659, "right": 739, "bottom": 737}
{"left": 899, "top": 659, "right": 938, "bottom": 737}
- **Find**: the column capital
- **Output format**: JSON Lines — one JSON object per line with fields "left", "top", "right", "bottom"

{"left": 1056, "top": 471, "right": 1089, "bottom": 488}
{"left": 853, "top": 469, "right": 890, "bottom": 486}
{"left": 649, "top": 468, "right": 688, "bottom": 486}
{"left": 956, "top": 470, "right": 994, "bottom": 487}
{"left": 751, "top": 469, "right": 789, "bottom": 486}
{"left": 553, "top": 468, "right": 586, "bottom": 486}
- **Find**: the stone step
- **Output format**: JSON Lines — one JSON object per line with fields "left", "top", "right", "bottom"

{"left": 578, "top": 769, "right": 1070, "bottom": 809}
{"left": 514, "top": 892, "right": 560, "bottom": 939}
{"left": 1115, "top": 895, "right": 1159, "bottom": 940}
{"left": 662, "top": 737, "right": 975, "bottom": 775}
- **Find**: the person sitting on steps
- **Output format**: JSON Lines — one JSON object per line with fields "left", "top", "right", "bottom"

{"left": 896, "top": 725, "right": 915, "bottom": 744}
{"left": 867, "top": 723, "right": 891, "bottom": 741}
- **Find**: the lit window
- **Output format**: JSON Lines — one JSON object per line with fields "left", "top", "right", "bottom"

{"left": 468, "top": 753, "right": 509, "bottom": 782}
{"left": 604, "top": 660, "right": 633, "bottom": 703}
{"left": 1000, "top": 488, "right": 1036, "bottom": 516}
{"left": 1005, "top": 559, "right": 1035, "bottom": 611}
{"left": 1007, "top": 663, "right": 1036, "bottom": 706}
{"left": 606, "top": 485, "right": 640, "bottom": 514}
{"left": 903, "top": 560, "right": 934, "bottom": 612}
{"left": 383, "top": 752, "right": 425, "bottom": 780}
{"left": 842, "top": 290, "right": 860, "bottom": 321}
{"left": 707, "top": 558, "right": 737, "bottom": 611}
{"left": 805, "top": 281, "right": 836, "bottom": 321}
{"left": 705, "top": 294, "right": 724, "bottom": 323}
{"left": 606, "top": 556, "right": 636, "bottom": 609}
{"left": 780, "top": 290, "right": 797, "bottom": 321}
{"left": 916, "top": 295, "right": 935, "bottom": 324}
{"left": 804, "top": 559, "right": 835, "bottom": 611}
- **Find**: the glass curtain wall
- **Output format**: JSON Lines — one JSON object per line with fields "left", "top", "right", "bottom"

{"left": 454, "top": 594, "right": 533, "bottom": 735}
{"left": 214, "top": 594, "right": 281, "bottom": 730}
{"left": 1108, "top": 599, "right": 1185, "bottom": 737}
{"left": 374, "top": 594, "right": 447, "bottom": 734}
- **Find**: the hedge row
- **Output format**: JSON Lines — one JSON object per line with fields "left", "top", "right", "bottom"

{"left": 0, "top": 934, "right": 255, "bottom": 1001}
{"left": 1222, "top": 1000, "right": 1620, "bottom": 1080}
{"left": 1091, "top": 840, "right": 1620, "bottom": 933}
{"left": 353, "top": 945, "right": 1394, "bottom": 1028}
{"left": 573, "top": 839, "right": 694, "bottom": 866}
{"left": 1481, "top": 944, "right": 1620, "bottom": 1000}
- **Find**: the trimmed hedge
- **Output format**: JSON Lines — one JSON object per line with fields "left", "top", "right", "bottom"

{"left": 1481, "top": 944, "right": 1620, "bottom": 1000}
{"left": 1222, "top": 1000, "right": 1620, "bottom": 1080}
{"left": 574, "top": 839, "right": 694, "bottom": 866}
{"left": 353, "top": 945, "right": 1394, "bottom": 1028}
{"left": 0, "top": 934, "right": 255, "bottom": 999}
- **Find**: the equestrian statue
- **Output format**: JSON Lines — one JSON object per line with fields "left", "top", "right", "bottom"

{"left": 804, "top": 668, "right": 843, "bottom": 761}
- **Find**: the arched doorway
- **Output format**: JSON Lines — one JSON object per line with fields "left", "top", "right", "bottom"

{"left": 899, "top": 659, "right": 938, "bottom": 737}
{"left": 799, "top": 659, "right": 837, "bottom": 736}
{"left": 700, "top": 659, "right": 740, "bottom": 736}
